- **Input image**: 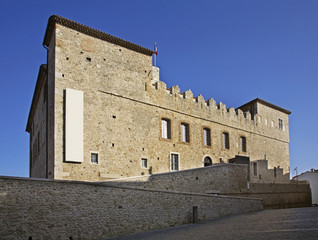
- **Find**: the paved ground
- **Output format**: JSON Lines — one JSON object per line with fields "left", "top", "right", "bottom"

{"left": 108, "top": 207, "right": 318, "bottom": 240}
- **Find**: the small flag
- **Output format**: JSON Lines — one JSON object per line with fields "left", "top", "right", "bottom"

{"left": 154, "top": 42, "right": 158, "bottom": 56}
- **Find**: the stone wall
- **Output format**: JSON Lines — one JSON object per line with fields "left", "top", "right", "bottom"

{"left": 28, "top": 65, "right": 48, "bottom": 178}
{"left": 249, "top": 160, "right": 290, "bottom": 183}
{"left": 0, "top": 176, "right": 262, "bottom": 239}
{"left": 105, "top": 164, "right": 248, "bottom": 194}
{"left": 104, "top": 164, "right": 311, "bottom": 209}
{"left": 225, "top": 182, "right": 312, "bottom": 209}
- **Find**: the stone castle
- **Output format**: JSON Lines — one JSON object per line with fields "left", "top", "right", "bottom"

{"left": 1, "top": 15, "right": 312, "bottom": 240}
{"left": 26, "top": 15, "right": 291, "bottom": 182}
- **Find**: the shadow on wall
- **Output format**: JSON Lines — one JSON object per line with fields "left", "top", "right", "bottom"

{"left": 103, "top": 163, "right": 311, "bottom": 209}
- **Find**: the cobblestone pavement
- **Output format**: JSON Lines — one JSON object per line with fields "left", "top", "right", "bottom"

{"left": 108, "top": 207, "right": 318, "bottom": 240}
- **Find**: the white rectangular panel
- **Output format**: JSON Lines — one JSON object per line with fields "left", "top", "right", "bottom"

{"left": 65, "top": 88, "right": 83, "bottom": 162}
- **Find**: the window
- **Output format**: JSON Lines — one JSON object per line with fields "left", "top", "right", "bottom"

{"left": 170, "top": 153, "right": 179, "bottom": 171}
{"left": 240, "top": 136, "right": 246, "bottom": 152}
{"left": 203, "top": 128, "right": 211, "bottom": 146}
{"left": 141, "top": 158, "right": 147, "bottom": 168}
{"left": 222, "top": 132, "right": 229, "bottom": 149}
{"left": 278, "top": 118, "right": 283, "bottom": 130}
{"left": 91, "top": 153, "right": 98, "bottom": 164}
{"left": 252, "top": 162, "right": 258, "bottom": 176}
{"left": 181, "top": 123, "right": 190, "bottom": 143}
{"left": 161, "top": 118, "right": 171, "bottom": 139}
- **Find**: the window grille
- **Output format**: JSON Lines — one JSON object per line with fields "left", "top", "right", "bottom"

{"left": 91, "top": 153, "right": 98, "bottom": 164}
{"left": 240, "top": 136, "right": 246, "bottom": 152}
{"left": 171, "top": 153, "right": 179, "bottom": 171}
{"left": 222, "top": 132, "right": 229, "bottom": 149}
{"left": 278, "top": 118, "right": 283, "bottom": 130}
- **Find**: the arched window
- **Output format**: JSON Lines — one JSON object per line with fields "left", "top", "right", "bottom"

{"left": 204, "top": 156, "right": 212, "bottom": 167}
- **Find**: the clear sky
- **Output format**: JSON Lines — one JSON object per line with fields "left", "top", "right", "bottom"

{"left": 0, "top": 0, "right": 317, "bottom": 178}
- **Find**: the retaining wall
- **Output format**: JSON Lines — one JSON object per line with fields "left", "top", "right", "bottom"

{"left": 0, "top": 176, "right": 262, "bottom": 240}
{"left": 105, "top": 164, "right": 311, "bottom": 209}
{"left": 105, "top": 164, "right": 248, "bottom": 194}
{"left": 224, "top": 182, "right": 312, "bottom": 209}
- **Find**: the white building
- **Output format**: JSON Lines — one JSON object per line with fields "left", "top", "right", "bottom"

{"left": 296, "top": 169, "right": 318, "bottom": 205}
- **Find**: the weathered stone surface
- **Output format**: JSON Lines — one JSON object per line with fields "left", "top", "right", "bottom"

{"left": 0, "top": 176, "right": 263, "bottom": 239}
{"left": 27, "top": 19, "right": 291, "bottom": 182}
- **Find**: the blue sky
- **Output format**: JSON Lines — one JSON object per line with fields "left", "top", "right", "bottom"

{"left": 0, "top": 0, "right": 317, "bottom": 177}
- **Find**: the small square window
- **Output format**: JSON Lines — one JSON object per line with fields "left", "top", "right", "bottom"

{"left": 141, "top": 158, "right": 147, "bottom": 168}
{"left": 91, "top": 153, "right": 98, "bottom": 164}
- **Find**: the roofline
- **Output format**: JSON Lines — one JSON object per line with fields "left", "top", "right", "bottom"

{"left": 26, "top": 64, "right": 47, "bottom": 133}
{"left": 237, "top": 98, "right": 291, "bottom": 115}
{"left": 43, "top": 15, "right": 155, "bottom": 56}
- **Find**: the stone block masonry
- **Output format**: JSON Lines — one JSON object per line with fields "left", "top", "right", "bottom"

{"left": 0, "top": 176, "right": 262, "bottom": 239}
{"left": 105, "top": 164, "right": 312, "bottom": 209}
{"left": 105, "top": 164, "right": 249, "bottom": 194}
{"left": 27, "top": 16, "right": 291, "bottom": 181}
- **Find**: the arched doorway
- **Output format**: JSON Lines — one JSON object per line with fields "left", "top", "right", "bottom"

{"left": 204, "top": 156, "right": 212, "bottom": 167}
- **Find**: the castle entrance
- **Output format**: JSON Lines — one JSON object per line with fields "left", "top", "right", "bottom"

{"left": 204, "top": 157, "right": 212, "bottom": 167}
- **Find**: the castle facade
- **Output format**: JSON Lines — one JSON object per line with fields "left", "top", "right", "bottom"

{"left": 26, "top": 15, "right": 291, "bottom": 182}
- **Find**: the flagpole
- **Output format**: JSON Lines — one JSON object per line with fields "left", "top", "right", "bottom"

{"left": 154, "top": 42, "right": 157, "bottom": 67}
{"left": 155, "top": 42, "right": 156, "bottom": 67}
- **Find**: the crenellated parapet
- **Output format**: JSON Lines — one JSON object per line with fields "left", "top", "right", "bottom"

{"left": 150, "top": 80, "right": 255, "bottom": 128}
{"left": 150, "top": 67, "right": 289, "bottom": 140}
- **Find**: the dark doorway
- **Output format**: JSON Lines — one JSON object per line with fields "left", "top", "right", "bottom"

{"left": 204, "top": 157, "right": 212, "bottom": 167}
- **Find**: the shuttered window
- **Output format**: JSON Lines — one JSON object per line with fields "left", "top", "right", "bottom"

{"left": 181, "top": 123, "right": 189, "bottom": 142}
{"left": 222, "top": 132, "right": 229, "bottom": 149}
{"left": 161, "top": 118, "right": 171, "bottom": 139}
{"left": 278, "top": 118, "right": 283, "bottom": 130}
{"left": 240, "top": 136, "right": 246, "bottom": 152}
{"left": 203, "top": 128, "right": 211, "bottom": 146}
{"left": 141, "top": 158, "right": 147, "bottom": 168}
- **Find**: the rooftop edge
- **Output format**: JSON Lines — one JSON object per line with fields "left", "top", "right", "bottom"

{"left": 43, "top": 15, "right": 155, "bottom": 56}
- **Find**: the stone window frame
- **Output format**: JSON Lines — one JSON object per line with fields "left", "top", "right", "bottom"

{"left": 170, "top": 152, "right": 180, "bottom": 171}
{"left": 179, "top": 121, "right": 190, "bottom": 144}
{"left": 90, "top": 151, "right": 99, "bottom": 164}
{"left": 160, "top": 117, "right": 172, "bottom": 141}
{"left": 202, "top": 126, "right": 212, "bottom": 147}
{"left": 222, "top": 131, "right": 230, "bottom": 150}
{"left": 202, "top": 155, "right": 213, "bottom": 167}
{"left": 278, "top": 118, "right": 284, "bottom": 130}
{"left": 239, "top": 136, "right": 247, "bottom": 153}
{"left": 141, "top": 158, "right": 148, "bottom": 169}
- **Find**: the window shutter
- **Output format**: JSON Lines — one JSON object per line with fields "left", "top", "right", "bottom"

{"left": 181, "top": 124, "right": 186, "bottom": 142}
{"left": 162, "top": 119, "right": 167, "bottom": 138}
